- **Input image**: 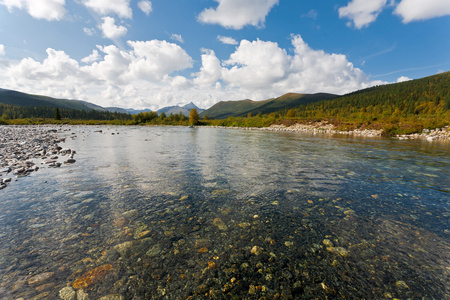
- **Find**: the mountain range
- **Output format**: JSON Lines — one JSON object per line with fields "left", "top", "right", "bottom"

{"left": 0, "top": 89, "right": 204, "bottom": 117}
{"left": 201, "top": 93, "right": 337, "bottom": 119}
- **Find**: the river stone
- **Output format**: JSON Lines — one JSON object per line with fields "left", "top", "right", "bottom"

{"left": 326, "top": 247, "right": 350, "bottom": 257}
{"left": 213, "top": 218, "right": 227, "bottom": 230}
{"left": 113, "top": 217, "right": 129, "bottom": 227}
{"left": 113, "top": 241, "right": 135, "bottom": 256}
{"left": 323, "top": 239, "right": 333, "bottom": 247}
{"left": 59, "top": 286, "right": 76, "bottom": 300}
{"left": 251, "top": 246, "right": 263, "bottom": 255}
{"left": 28, "top": 272, "right": 54, "bottom": 285}
{"left": 395, "top": 280, "right": 409, "bottom": 289}
{"left": 77, "top": 289, "right": 89, "bottom": 300}
{"left": 98, "top": 295, "right": 124, "bottom": 300}
{"left": 72, "top": 265, "right": 113, "bottom": 289}
{"left": 138, "top": 230, "right": 151, "bottom": 239}
{"left": 146, "top": 244, "right": 161, "bottom": 257}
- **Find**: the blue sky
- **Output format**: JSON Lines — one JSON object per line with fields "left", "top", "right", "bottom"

{"left": 0, "top": 0, "right": 449, "bottom": 110}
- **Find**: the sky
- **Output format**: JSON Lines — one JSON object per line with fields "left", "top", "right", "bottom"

{"left": 0, "top": 0, "right": 449, "bottom": 110}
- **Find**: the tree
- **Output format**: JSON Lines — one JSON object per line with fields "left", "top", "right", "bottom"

{"left": 285, "top": 109, "right": 295, "bottom": 118}
{"left": 247, "top": 112, "right": 252, "bottom": 118}
{"left": 203, "top": 114, "right": 209, "bottom": 120}
{"left": 55, "top": 107, "right": 61, "bottom": 120}
{"left": 189, "top": 108, "right": 199, "bottom": 125}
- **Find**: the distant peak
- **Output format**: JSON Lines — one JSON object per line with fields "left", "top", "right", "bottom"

{"left": 183, "top": 102, "right": 199, "bottom": 109}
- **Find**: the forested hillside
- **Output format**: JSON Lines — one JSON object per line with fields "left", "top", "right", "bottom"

{"left": 279, "top": 72, "right": 450, "bottom": 133}
{"left": 0, "top": 89, "right": 107, "bottom": 111}
{"left": 202, "top": 93, "right": 337, "bottom": 119}
{"left": 0, "top": 103, "right": 132, "bottom": 121}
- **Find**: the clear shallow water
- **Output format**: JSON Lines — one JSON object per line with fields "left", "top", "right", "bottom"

{"left": 0, "top": 126, "right": 449, "bottom": 299}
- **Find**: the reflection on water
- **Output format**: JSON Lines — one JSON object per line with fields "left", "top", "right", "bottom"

{"left": 0, "top": 126, "right": 449, "bottom": 299}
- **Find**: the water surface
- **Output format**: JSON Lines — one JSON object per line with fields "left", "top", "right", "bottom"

{"left": 1, "top": 126, "right": 449, "bottom": 299}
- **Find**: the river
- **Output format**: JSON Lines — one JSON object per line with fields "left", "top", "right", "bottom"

{"left": 0, "top": 126, "right": 449, "bottom": 299}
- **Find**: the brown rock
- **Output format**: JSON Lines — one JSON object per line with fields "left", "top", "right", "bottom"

{"left": 72, "top": 265, "right": 113, "bottom": 289}
{"left": 113, "top": 217, "right": 129, "bottom": 227}
{"left": 28, "top": 272, "right": 54, "bottom": 285}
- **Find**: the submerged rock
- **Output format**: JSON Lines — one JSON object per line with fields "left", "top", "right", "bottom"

{"left": 326, "top": 247, "right": 350, "bottom": 257}
{"left": 59, "top": 286, "right": 76, "bottom": 300}
{"left": 28, "top": 272, "right": 54, "bottom": 285}
{"left": 213, "top": 217, "right": 228, "bottom": 230}
{"left": 72, "top": 264, "right": 113, "bottom": 289}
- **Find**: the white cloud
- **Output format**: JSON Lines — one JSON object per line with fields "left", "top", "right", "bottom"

{"left": 0, "top": 35, "right": 384, "bottom": 111}
{"left": 195, "top": 35, "right": 381, "bottom": 97}
{"left": 82, "top": 0, "right": 132, "bottom": 19}
{"left": 395, "top": 0, "right": 450, "bottom": 22}
{"left": 193, "top": 49, "right": 222, "bottom": 86}
{"left": 0, "top": 39, "right": 195, "bottom": 108}
{"left": 138, "top": 0, "right": 152, "bottom": 15}
{"left": 222, "top": 39, "right": 290, "bottom": 90}
{"left": 198, "top": 0, "right": 279, "bottom": 29}
{"left": 0, "top": 44, "right": 5, "bottom": 56}
{"left": 1, "top": 0, "right": 66, "bottom": 21}
{"left": 81, "top": 50, "right": 101, "bottom": 63}
{"left": 339, "top": 0, "right": 387, "bottom": 29}
{"left": 100, "top": 17, "right": 127, "bottom": 39}
{"left": 127, "top": 40, "right": 193, "bottom": 81}
{"left": 83, "top": 27, "right": 96, "bottom": 36}
{"left": 171, "top": 34, "right": 184, "bottom": 43}
{"left": 397, "top": 76, "right": 412, "bottom": 82}
{"left": 217, "top": 35, "right": 238, "bottom": 45}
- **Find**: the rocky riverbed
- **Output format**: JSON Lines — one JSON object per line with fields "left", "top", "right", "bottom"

{"left": 0, "top": 125, "right": 76, "bottom": 190}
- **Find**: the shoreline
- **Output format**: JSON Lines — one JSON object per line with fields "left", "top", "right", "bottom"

{"left": 204, "top": 122, "right": 450, "bottom": 141}
{"left": 0, "top": 125, "right": 76, "bottom": 190}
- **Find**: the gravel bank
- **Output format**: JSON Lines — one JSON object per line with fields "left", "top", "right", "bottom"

{"left": 208, "top": 122, "right": 450, "bottom": 140}
{"left": 0, "top": 125, "right": 76, "bottom": 190}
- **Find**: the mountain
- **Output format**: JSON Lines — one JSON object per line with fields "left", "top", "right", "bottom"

{"left": 157, "top": 102, "right": 205, "bottom": 117}
{"left": 0, "top": 89, "right": 107, "bottom": 112}
{"left": 202, "top": 93, "right": 338, "bottom": 119}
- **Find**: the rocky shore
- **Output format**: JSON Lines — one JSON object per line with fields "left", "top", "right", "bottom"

{"left": 209, "top": 122, "right": 450, "bottom": 140}
{"left": 0, "top": 125, "right": 76, "bottom": 190}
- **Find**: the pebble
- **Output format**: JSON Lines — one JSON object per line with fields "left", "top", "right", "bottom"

{"left": 251, "top": 246, "right": 263, "bottom": 255}
{"left": 59, "top": 286, "right": 76, "bottom": 300}
{"left": 0, "top": 125, "right": 75, "bottom": 190}
{"left": 28, "top": 272, "right": 54, "bottom": 285}
{"left": 395, "top": 280, "right": 409, "bottom": 289}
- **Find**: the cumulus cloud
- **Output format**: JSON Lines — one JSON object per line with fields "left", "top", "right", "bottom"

{"left": 138, "top": 0, "right": 152, "bottom": 15}
{"left": 82, "top": 0, "right": 132, "bottom": 19}
{"left": 0, "top": 39, "right": 195, "bottom": 108}
{"left": 222, "top": 39, "right": 290, "bottom": 90}
{"left": 395, "top": 0, "right": 450, "bottom": 22}
{"left": 0, "top": 44, "right": 5, "bottom": 56}
{"left": 127, "top": 40, "right": 193, "bottom": 81}
{"left": 100, "top": 17, "right": 127, "bottom": 39}
{"left": 339, "top": 0, "right": 387, "bottom": 29}
{"left": 397, "top": 76, "right": 412, "bottom": 82}
{"left": 81, "top": 50, "right": 101, "bottom": 63}
{"left": 0, "top": 35, "right": 383, "bottom": 111}
{"left": 193, "top": 49, "right": 222, "bottom": 86}
{"left": 1, "top": 0, "right": 66, "bottom": 21}
{"left": 171, "top": 34, "right": 184, "bottom": 43}
{"left": 217, "top": 35, "right": 238, "bottom": 45}
{"left": 194, "top": 35, "right": 381, "bottom": 97}
{"left": 198, "top": 0, "right": 279, "bottom": 29}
